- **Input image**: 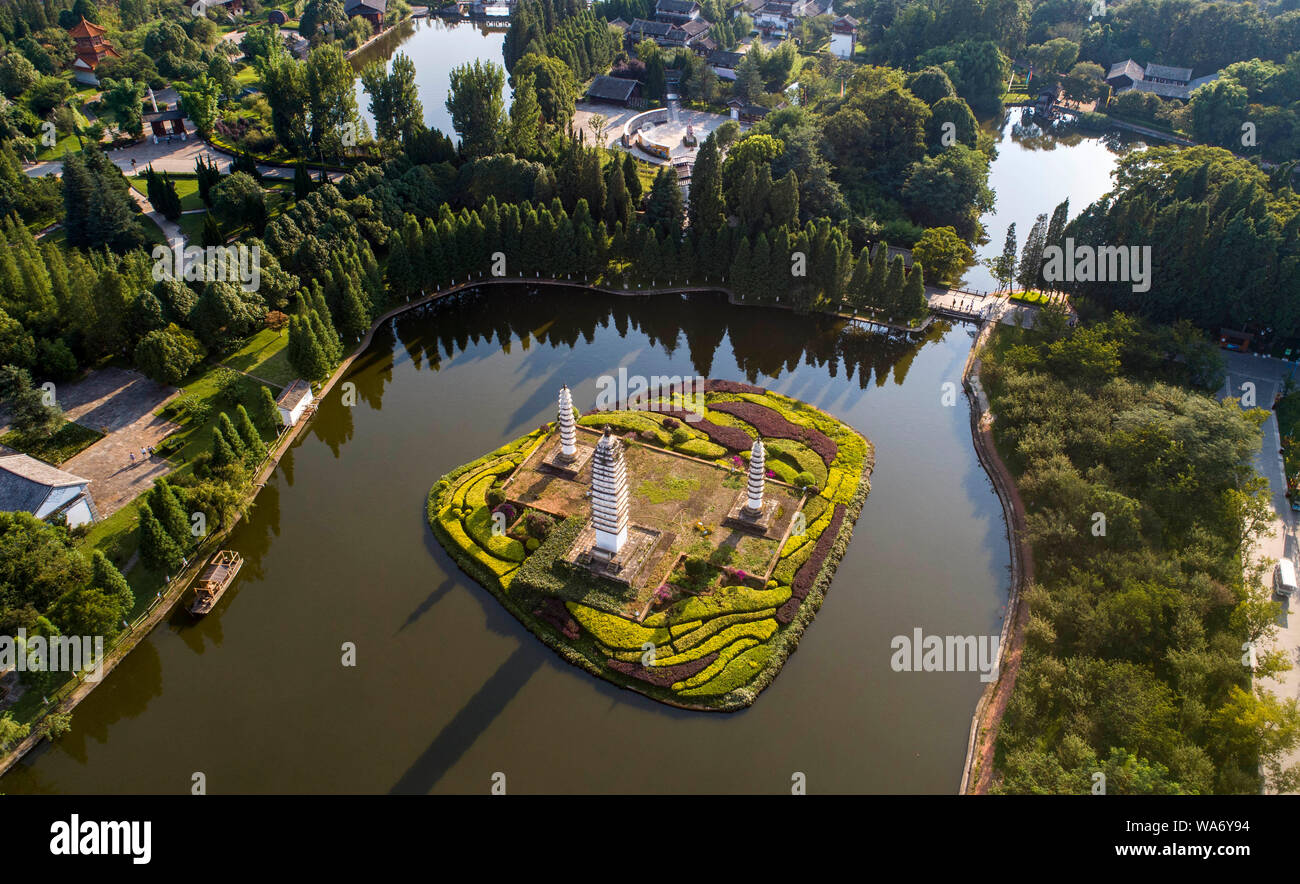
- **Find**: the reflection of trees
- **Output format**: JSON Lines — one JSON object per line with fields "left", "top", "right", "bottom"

{"left": 348, "top": 284, "right": 943, "bottom": 411}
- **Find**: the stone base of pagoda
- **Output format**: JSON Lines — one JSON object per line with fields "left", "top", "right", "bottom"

{"left": 540, "top": 440, "right": 594, "bottom": 480}
{"left": 723, "top": 493, "right": 779, "bottom": 536}
{"left": 566, "top": 522, "right": 660, "bottom": 587}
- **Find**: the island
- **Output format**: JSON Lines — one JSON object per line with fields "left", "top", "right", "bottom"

{"left": 426, "top": 378, "right": 873, "bottom": 711}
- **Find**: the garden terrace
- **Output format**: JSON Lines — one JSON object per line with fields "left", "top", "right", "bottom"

{"left": 427, "top": 382, "right": 873, "bottom": 711}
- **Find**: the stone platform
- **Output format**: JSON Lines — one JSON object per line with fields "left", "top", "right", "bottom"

{"left": 540, "top": 441, "right": 594, "bottom": 479}
{"left": 565, "top": 522, "right": 661, "bottom": 588}
{"left": 723, "top": 494, "right": 779, "bottom": 536}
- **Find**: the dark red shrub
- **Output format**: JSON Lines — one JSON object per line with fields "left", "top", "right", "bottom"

{"left": 710, "top": 400, "right": 837, "bottom": 466}
{"left": 606, "top": 652, "right": 720, "bottom": 687}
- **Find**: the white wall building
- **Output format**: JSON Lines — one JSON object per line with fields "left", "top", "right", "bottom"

{"left": 276, "top": 379, "right": 314, "bottom": 427}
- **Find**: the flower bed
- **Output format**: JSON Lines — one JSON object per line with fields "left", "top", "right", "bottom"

{"left": 710, "top": 400, "right": 838, "bottom": 466}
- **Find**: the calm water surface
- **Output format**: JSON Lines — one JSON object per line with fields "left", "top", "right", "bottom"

{"left": 351, "top": 17, "right": 511, "bottom": 141}
{"left": 961, "top": 108, "right": 1146, "bottom": 292}
{"left": 4, "top": 289, "right": 1011, "bottom": 794}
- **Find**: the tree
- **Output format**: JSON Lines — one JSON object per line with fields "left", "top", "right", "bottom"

{"left": 912, "top": 227, "right": 972, "bottom": 285}
{"left": 201, "top": 212, "right": 224, "bottom": 248}
{"left": 300, "top": 0, "right": 348, "bottom": 40}
{"left": 134, "top": 324, "right": 205, "bottom": 385}
{"left": 261, "top": 52, "right": 309, "bottom": 154}
{"left": 446, "top": 59, "right": 506, "bottom": 159}
{"left": 257, "top": 384, "right": 281, "bottom": 432}
{"left": 512, "top": 53, "right": 578, "bottom": 126}
{"left": 993, "top": 222, "right": 1017, "bottom": 292}
{"left": 211, "top": 172, "right": 266, "bottom": 232}
{"left": 1017, "top": 212, "right": 1049, "bottom": 292}
{"left": 644, "top": 166, "right": 684, "bottom": 239}
{"left": 735, "top": 46, "right": 764, "bottom": 102}
{"left": 288, "top": 313, "right": 329, "bottom": 380}
{"left": 507, "top": 72, "right": 542, "bottom": 156}
{"left": 689, "top": 133, "right": 725, "bottom": 232}
{"left": 139, "top": 506, "right": 184, "bottom": 572}
{"left": 622, "top": 153, "right": 643, "bottom": 204}
{"left": 235, "top": 404, "right": 266, "bottom": 455}
{"left": 178, "top": 75, "right": 221, "bottom": 138}
{"left": 305, "top": 43, "right": 358, "bottom": 157}
{"left": 901, "top": 262, "right": 928, "bottom": 320}
{"left": 1060, "top": 62, "right": 1105, "bottom": 105}
{"left": 148, "top": 480, "right": 191, "bottom": 548}
{"left": 361, "top": 52, "right": 424, "bottom": 144}
{"left": 0, "top": 364, "right": 60, "bottom": 437}
{"left": 0, "top": 51, "right": 38, "bottom": 99}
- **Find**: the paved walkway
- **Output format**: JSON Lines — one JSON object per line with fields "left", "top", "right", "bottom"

{"left": 1219, "top": 351, "right": 1300, "bottom": 790}
{"left": 52, "top": 367, "right": 181, "bottom": 519}
{"left": 24, "top": 137, "right": 344, "bottom": 182}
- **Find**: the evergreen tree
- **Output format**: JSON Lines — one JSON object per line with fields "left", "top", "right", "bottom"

{"left": 258, "top": 385, "right": 282, "bottom": 433}
{"left": 865, "top": 242, "right": 889, "bottom": 311}
{"left": 689, "top": 133, "right": 725, "bottom": 232}
{"left": 606, "top": 164, "right": 632, "bottom": 229}
{"left": 294, "top": 163, "right": 311, "bottom": 200}
{"left": 644, "top": 167, "right": 684, "bottom": 239}
{"left": 201, "top": 212, "right": 223, "bottom": 248}
{"left": 140, "top": 507, "right": 184, "bottom": 573}
{"left": 1017, "top": 212, "right": 1049, "bottom": 293}
{"left": 218, "top": 412, "right": 246, "bottom": 460}
{"left": 902, "top": 261, "right": 928, "bottom": 321}
{"left": 847, "top": 246, "right": 872, "bottom": 316}
{"left": 883, "top": 255, "right": 906, "bottom": 318}
{"left": 622, "top": 153, "right": 642, "bottom": 204}
{"left": 148, "top": 480, "right": 191, "bottom": 548}
{"left": 235, "top": 404, "right": 265, "bottom": 455}
{"left": 994, "top": 222, "right": 1017, "bottom": 292}
{"left": 91, "top": 550, "right": 134, "bottom": 612}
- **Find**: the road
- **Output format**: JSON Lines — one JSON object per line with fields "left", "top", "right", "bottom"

{"left": 1219, "top": 350, "right": 1300, "bottom": 791}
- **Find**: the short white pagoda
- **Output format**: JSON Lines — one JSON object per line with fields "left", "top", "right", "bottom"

{"left": 726, "top": 435, "right": 777, "bottom": 533}
{"left": 590, "top": 427, "right": 630, "bottom": 556}
{"left": 543, "top": 383, "right": 593, "bottom": 477}
{"left": 745, "top": 438, "right": 766, "bottom": 512}
{"left": 557, "top": 384, "right": 578, "bottom": 460}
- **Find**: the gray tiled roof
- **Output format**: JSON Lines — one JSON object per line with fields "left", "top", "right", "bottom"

{"left": 0, "top": 454, "right": 87, "bottom": 515}
{"left": 1144, "top": 63, "right": 1192, "bottom": 83}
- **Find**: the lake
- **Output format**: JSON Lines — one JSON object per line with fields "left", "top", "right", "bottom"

{"left": 960, "top": 108, "right": 1147, "bottom": 292}
{"left": 351, "top": 16, "right": 512, "bottom": 142}
{"left": 2, "top": 289, "right": 1011, "bottom": 793}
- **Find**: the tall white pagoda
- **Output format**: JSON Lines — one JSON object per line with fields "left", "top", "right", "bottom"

{"left": 557, "top": 384, "right": 578, "bottom": 460}
{"left": 590, "top": 427, "right": 630, "bottom": 556}
{"left": 745, "top": 438, "right": 766, "bottom": 512}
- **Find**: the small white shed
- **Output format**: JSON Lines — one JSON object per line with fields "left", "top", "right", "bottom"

{"left": 276, "top": 380, "right": 314, "bottom": 427}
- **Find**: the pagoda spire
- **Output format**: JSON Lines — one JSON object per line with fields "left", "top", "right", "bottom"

{"left": 558, "top": 384, "right": 577, "bottom": 458}
{"left": 746, "top": 437, "right": 766, "bottom": 512}
{"left": 591, "top": 426, "right": 629, "bottom": 555}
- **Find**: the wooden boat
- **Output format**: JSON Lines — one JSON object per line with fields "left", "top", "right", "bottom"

{"left": 188, "top": 550, "right": 243, "bottom": 616}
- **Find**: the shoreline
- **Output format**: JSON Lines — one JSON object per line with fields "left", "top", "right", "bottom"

{"left": 957, "top": 321, "right": 1034, "bottom": 795}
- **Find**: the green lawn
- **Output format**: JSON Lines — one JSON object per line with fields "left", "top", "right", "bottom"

{"left": 157, "top": 363, "right": 273, "bottom": 474}
{"left": 221, "top": 327, "right": 294, "bottom": 387}
{"left": 129, "top": 173, "right": 206, "bottom": 212}
{"left": 0, "top": 420, "right": 103, "bottom": 465}
{"left": 178, "top": 210, "right": 209, "bottom": 243}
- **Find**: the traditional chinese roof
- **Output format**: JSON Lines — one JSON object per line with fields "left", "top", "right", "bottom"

{"left": 656, "top": 0, "right": 699, "bottom": 15}
{"left": 0, "top": 454, "right": 89, "bottom": 516}
{"left": 1144, "top": 62, "right": 1192, "bottom": 83}
{"left": 586, "top": 75, "right": 638, "bottom": 102}
{"left": 345, "top": 0, "right": 388, "bottom": 12}
{"left": 68, "top": 16, "right": 107, "bottom": 39}
{"left": 1105, "top": 59, "right": 1144, "bottom": 83}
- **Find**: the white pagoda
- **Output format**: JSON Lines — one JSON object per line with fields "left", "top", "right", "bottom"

{"left": 543, "top": 384, "right": 593, "bottom": 477}
{"left": 590, "top": 427, "right": 630, "bottom": 556}
{"left": 557, "top": 384, "right": 578, "bottom": 460}
{"left": 745, "top": 438, "right": 766, "bottom": 512}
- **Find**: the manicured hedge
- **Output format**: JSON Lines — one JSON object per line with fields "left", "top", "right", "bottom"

{"left": 651, "top": 617, "right": 777, "bottom": 667}
{"left": 678, "top": 643, "right": 772, "bottom": 697}
{"left": 566, "top": 602, "right": 674, "bottom": 650}
{"left": 607, "top": 652, "right": 719, "bottom": 687}
{"left": 642, "top": 584, "right": 792, "bottom": 626}
{"left": 676, "top": 438, "right": 727, "bottom": 459}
